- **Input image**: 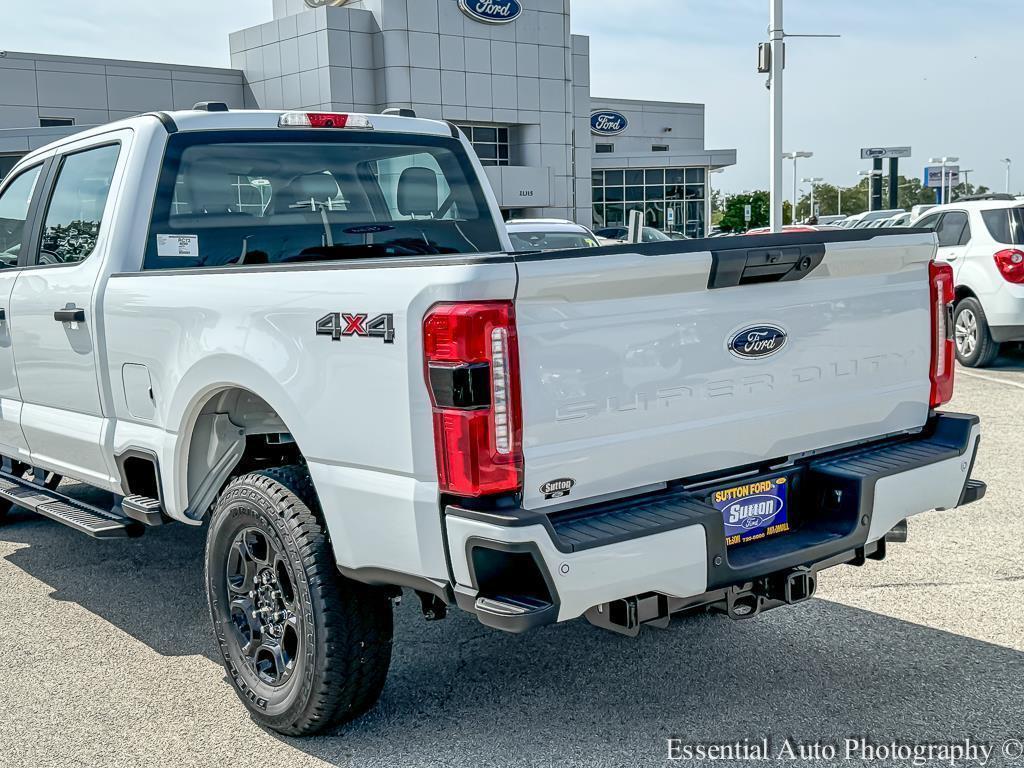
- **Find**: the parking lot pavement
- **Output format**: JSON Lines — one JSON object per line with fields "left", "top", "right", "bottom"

{"left": 1, "top": 351, "right": 1022, "bottom": 768}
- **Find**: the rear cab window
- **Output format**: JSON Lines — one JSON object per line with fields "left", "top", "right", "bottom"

{"left": 144, "top": 130, "right": 503, "bottom": 270}
{"left": 981, "top": 206, "right": 1024, "bottom": 245}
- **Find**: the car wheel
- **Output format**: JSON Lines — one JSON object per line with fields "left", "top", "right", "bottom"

{"left": 954, "top": 297, "right": 1000, "bottom": 368}
{"left": 205, "top": 465, "right": 393, "bottom": 736}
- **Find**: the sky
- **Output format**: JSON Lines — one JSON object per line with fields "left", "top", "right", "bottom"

{"left": 6, "top": 0, "right": 1022, "bottom": 196}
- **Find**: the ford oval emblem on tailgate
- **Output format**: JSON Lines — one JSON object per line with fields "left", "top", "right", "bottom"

{"left": 728, "top": 325, "right": 788, "bottom": 359}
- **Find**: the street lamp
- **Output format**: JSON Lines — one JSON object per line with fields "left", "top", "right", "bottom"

{"left": 801, "top": 176, "right": 823, "bottom": 221}
{"left": 960, "top": 169, "right": 974, "bottom": 195}
{"left": 783, "top": 151, "right": 813, "bottom": 222}
{"left": 706, "top": 168, "right": 725, "bottom": 236}
{"left": 1002, "top": 158, "right": 1012, "bottom": 194}
{"left": 764, "top": 1, "right": 839, "bottom": 232}
{"left": 929, "top": 156, "right": 959, "bottom": 204}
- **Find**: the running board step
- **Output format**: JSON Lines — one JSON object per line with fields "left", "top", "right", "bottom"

{"left": 121, "top": 494, "right": 164, "bottom": 526}
{"left": 0, "top": 473, "right": 142, "bottom": 539}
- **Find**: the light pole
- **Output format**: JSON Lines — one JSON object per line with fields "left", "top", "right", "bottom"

{"left": 706, "top": 168, "right": 724, "bottom": 235}
{"left": 929, "top": 156, "right": 959, "bottom": 204}
{"left": 768, "top": 0, "right": 784, "bottom": 232}
{"left": 1002, "top": 158, "right": 1012, "bottom": 194}
{"left": 801, "top": 176, "right": 823, "bottom": 220}
{"left": 960, "top": 169, "right": 973, "bottom": 195}
{"left": 783, "top": 151, "right": 812, "bottom": 222}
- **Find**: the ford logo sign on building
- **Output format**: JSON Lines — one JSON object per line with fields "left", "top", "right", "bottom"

{"left": 458, "top": 0, "right": 523, "bottom": 24}
{"left": 728, "top": 325, "right": 788, "bottom": 359}
{"left": 590, "top": 111, "right": 628, "bottom": 136}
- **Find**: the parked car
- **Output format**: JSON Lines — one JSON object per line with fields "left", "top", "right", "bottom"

{"left": 883, "top": 212, "right": 913, "bottom": 228}
{"left": 743, "top": 225, "right": 843, "bottom": 235}
{"left": 506, "top": 219, "right": 600, "bottom": 251}
{"left": 594, "top": 226, "right": 672, "bottom": 243}
{"left": 844, "top": 209, "right": 906, "bottom": 229}
{"left": 912, "top": 200, "right": 1024, "bottom": 366}
{"left": 0, "top": 107, "right": 984, "bottom": 736}
{"left": 815, "top": 215, "right": 847, "bottom": 226}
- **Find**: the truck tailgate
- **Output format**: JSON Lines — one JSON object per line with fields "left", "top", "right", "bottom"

{"left": 514, "top": 231, "right": 937, "bottom": 510}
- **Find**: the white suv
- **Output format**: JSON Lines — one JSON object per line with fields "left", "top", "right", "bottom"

{"left": 913, "top": 198, "right": 1024, "bottom": 367}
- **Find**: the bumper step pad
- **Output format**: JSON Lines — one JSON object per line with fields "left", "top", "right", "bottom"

{"left": 0, "top": 473, "right": 142, "bottom": 539}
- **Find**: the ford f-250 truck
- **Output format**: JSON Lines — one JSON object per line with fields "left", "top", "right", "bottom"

{"left": 0, "top": 106, "right": 985, "bottom": 735}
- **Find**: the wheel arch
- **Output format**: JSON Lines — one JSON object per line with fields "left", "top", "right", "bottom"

{"left": 165, "top": 355, "right": 312, "bottom": 521}
{"left": 954, "top": 283, "right": 978, "bottom": 303}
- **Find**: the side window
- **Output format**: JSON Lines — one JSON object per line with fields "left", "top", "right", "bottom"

{"left": 914, "top": 213, "right": 941, "bottom": 231}
{"left": 0, "top": 165, "right": 42, "bottom": 267}
{"left": 37, "top": 144, "right": 120, "bottom": 266}
{"left": 959, "top": 218, "right": 972, "bottom": 246}
{"left": 936, "top": 211, "right": 968, "bottom": 248}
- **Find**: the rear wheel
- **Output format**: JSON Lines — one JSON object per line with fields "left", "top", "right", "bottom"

{"left": 954, "top": 297, "right": 1000, "bottom": 368}
{"left": 205, "top": 466, "right": 393, "bottom": 735}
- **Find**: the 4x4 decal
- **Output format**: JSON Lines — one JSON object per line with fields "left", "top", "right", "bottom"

{"left": 316, "top": 312, "right": 396, "bottom": 344}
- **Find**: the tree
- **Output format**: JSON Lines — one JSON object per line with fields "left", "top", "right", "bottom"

{"left": 719, "top": 191, "right": 774, "bottom": 232}
{"left": 791, "top": 175, "right": 981, "bottom": 221}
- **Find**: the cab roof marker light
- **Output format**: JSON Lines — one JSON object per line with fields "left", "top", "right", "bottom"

{"left": 278, "top": 112, "right": 374, "bottom": 130}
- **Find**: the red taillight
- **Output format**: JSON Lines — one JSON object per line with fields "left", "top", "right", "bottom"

{"left": 929, "top": 261, "right": 955, "bottom": 408}
{"left": 277, "top": 111, "right": 373, "bottom": 129}
{"left": 994, "top": 249, "right": 1024, "bottom": 283}
{"left": 423, "top": 302, "right": 523, "bottom": 497}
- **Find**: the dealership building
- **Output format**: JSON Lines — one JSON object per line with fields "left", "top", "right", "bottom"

{"left": 0, "top": 0, "right": 735, "bottom": 235}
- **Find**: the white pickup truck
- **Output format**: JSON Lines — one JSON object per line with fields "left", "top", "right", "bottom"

{"left": 0, "top": 107, "right": 985, "bottom": 735}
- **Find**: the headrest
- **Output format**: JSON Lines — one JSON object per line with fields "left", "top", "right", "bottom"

{"left": 277, "top": 172, "right": 341, "bottom": 209}
{"left": 396, "top": 167, "right": 439, "bottom": 217}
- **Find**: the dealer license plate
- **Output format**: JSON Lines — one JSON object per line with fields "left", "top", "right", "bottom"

{"left": 710, "top": 475, "right": 792, "bottom": 547}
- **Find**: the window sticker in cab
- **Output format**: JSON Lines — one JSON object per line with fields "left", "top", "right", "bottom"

{"left": 156, "top": 234, "right": 199, "bottom": 258}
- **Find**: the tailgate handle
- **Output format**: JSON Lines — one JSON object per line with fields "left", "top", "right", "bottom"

{"left": 708, "top": 244, "right": 825, "bottom": 289}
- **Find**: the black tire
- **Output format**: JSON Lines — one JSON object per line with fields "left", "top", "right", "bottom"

{"left": 205, "top": 466, "right": 393, "bottom": 736}
{"left": 954, "top": 297, "right": 1001, "bottom": 368}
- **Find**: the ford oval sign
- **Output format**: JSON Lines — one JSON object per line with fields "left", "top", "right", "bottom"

{"left": 728, "top": 325, "right": 788, "bottom": 359}
{"left": 590, "top": 110, "right": 628, "bottom": 136}
{"left": 458, "top": 0, "right": 522, "bottom": 24}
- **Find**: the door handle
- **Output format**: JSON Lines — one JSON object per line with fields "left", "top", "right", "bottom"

{"left": 54, "top": 307, "right": 86, "bottom": 323}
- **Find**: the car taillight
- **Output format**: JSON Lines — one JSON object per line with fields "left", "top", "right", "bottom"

{"left": 423, "top": 302, "right": 523, "bottom": 497}
{"left": 994, "top": 248, "right": 1024, "bottom": 283}
{"left": 929, "top": 261, "right": 955, "bottom": 408}
{"left": 278, "top": 111, "right": 373, "bottom": 129}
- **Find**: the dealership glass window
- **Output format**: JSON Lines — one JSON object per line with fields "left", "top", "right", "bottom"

{"left": 39, "top": 117, "right": 75, "bottom": 128}
{"left": 595, "top": 144, "right": 614, "bottom": 154}
{"left": 455, "top": 125, "right": 510, "bottom": 167}
{"left": 0, "top": 154, "right": 26, "bottom": 181}
{"left": 592, "top": 166, "right": 708, "bottom": 237}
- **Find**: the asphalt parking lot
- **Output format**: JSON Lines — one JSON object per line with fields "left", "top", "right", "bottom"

{"left": 1, "top": 350, "right": 1022, "bottom": 768}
